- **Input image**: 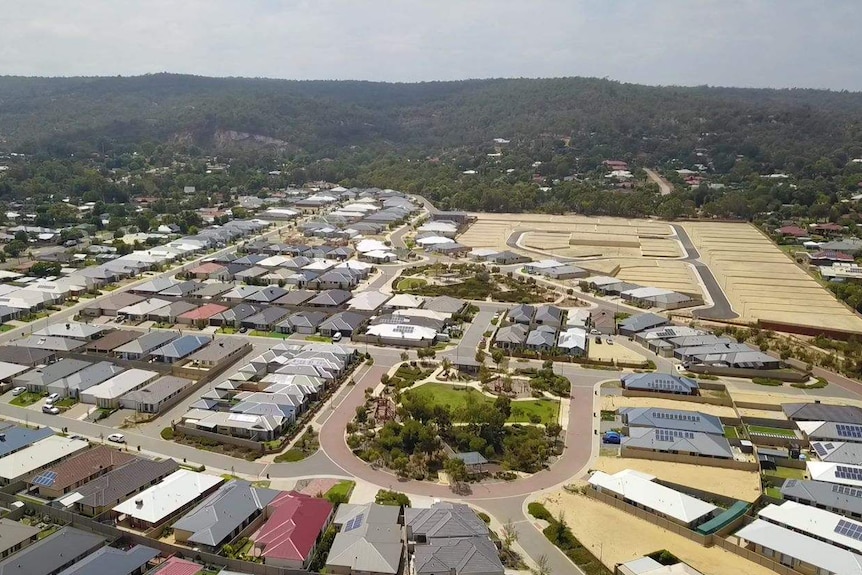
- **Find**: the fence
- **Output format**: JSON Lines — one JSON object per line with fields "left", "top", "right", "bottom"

{"left": 712, "top": 536, "right": 799, "bottom": 575}
{"left": 620, "top": 446, "right": 760, "bottom": 472}
{"left": 688, "top": 365, "right": 808, "bottom": 382}
{"left": 621, "top": 389, "right": 733, "bottom": 407}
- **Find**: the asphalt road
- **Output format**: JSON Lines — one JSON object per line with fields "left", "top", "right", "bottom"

{"left": 671, "top": 223, "right": 739, "bottom": 320}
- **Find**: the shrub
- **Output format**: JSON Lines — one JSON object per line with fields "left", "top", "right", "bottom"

{"left": 527, "top": 502, "right": 552, "bottom": 521}
{"left": 477, "top": 512, "right": 491, "bottom": 523}
{"left": 160, "top": 427, "right": 174, "bottom": 440}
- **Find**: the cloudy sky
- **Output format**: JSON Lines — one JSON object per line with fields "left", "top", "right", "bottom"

{"left": 1, "top": 0, "right": 858, "bottom": 90}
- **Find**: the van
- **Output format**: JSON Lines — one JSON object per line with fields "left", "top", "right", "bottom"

{"left": 331, "top": 332, "right": 342, "bottom": 342}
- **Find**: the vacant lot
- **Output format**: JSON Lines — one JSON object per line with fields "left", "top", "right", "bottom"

{"left": 541, "top": 490, "right": 776, "bottom": 575}
{"left": 403, "top": 382, "right": 560, "bottom": 425}
{"left": 614, "top": 259, "right": 702, "bottom": 296}
{"left": 682, "top": 222, "right": 862, "bottom": 331}
{"left": 590, "top": 456, "right": 761, "bottom": 502}
{"left": 601, "top": 395, "right": 738, "bottom": 419}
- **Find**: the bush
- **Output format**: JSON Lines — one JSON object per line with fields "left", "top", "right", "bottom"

{"left": 274, "top": 449, "right": 307, "bottom": 463}
{"left": 752, "top": 377, "right": 783, "bottom": 386}
{"left": 160, "top": 427, "right": 174, "bottom": 440}
{"left": 527, "top": 502, "right": 553, "bottom": 521}
{"left": 375, "top": 489, "right": 411, "bottom": 507}
{"left": 477, "top": 512, "right": 491, "bottom": 523}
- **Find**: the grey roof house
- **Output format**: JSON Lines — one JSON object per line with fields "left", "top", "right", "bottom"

{"left": 534, "top": 305, "right": 564, "bottom": 328}
{"left": 493, "top": 324, "right": 528, "bottom": 349}
{"left": 0, "top": 527, "right": 104, "bottom": 575}
{"left": 276, "top": 311, "right": 328, "bottom": 335}
{"left": 413, "top": 537, "right": 503, "bottom": 575}
{"left": 113, "top": 331, "right": 179, "bottom": 361}
{"left": 618, "top": 313, "right": 670, "bottom": 336}
{"left": 13, "top": 359, "right": 92, "bottom": 392}
{"left": 241, "top": 307, "right": 291, "bottom": 331}
{"left": 621, "top": 373, "right": 699, "bottom": 395}
{"left": 319, "top": 312, "right": 367, "bottom": 337}
{"left": 405, "top": 502, "right": 489, "bottom": 543}
{"left": 623, "top": 427, "right": 734, "bottom": 460}
{"left": 0, "top": 517, "right": 39, "bottom": 560}
{"left": 47, "top": 361, "right": 125, "bottom": 399}
{"left": 72, "top": 458, "right": 180, "bottom": 517}
{"left": 781, "top": 479, "right": 862, "bottom": 519}
{"left": 507, "top": 304, "right": 535, "bottom": 325}
{"left": 327, "top": 503, "right": 403, "bottom": 575}
{"left": 620, "top": 407, "right": 724, "bottom": 436}
{"left": 149, "top": 335, "right": 211, "bottom": 364}
{"left": 55, "top": 544, "right": 158, "bottom": 575}
{"left": 210, "top": 303, "right": 262, "bottom": 327}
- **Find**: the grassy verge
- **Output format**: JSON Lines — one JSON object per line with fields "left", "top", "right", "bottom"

{"left": 767, "top": 466, "right": 806, "bottom": 480}
{"left": 10, "top": 392, "right": 42, "bottom": 407}
{"left": 54, "top": 398, "right": 77, "bottom": 408}
{"left": 396, "top": 277, "right": 428, "bottom": 291}
{"left": 752, "top": 377, "right": 784, "bottom": 386}
{"left": 250, "top": 330, "right": 287, "bottom": 338}
{"left": 324, "top": 480, "right": 355, "bottom": 504}
{"left": 305, "top": 335, "right": 332, "bottom": 343}
{"left": 790, "top": 377, "right": 828, "bottom": 389}
{"left": 723, "top": 426, "right": 740, "bottom": 439}
{"left": 0, "top": 324, "right": 13, "bottom": 332}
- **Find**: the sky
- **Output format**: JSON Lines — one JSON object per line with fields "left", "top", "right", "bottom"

{"left": 1, "top": 0, "right": 859, "bottom": 91}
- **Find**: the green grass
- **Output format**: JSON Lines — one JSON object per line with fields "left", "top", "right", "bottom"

{"left": 305, "top": 335, "right": 332, "bottom": 343}
{"left": 723, "top": 426, "right": 739, "bottom": 439}
{"left": 250, "top": 330, "right": 287, "bottom": 338}
{"left": 221, "top": 474, "right": 270, "bottom": 488}
{"left": 10, "top": 391, "right": 42, "bottom": 407}
{"left": 791, "top": 377, "right": 828, "bottom": 389}
{"left": 747, "top": 425, "right": 797, "bottom": 438}
{"left": 768, "top": 466, "right": 806, "bottom": 480}
{"left": 404, "top": 383, "right": 560, "bottom": 425}
{"left": 274, "top": 448, "right": 308, "bottom": 463}
{"left": 397, "top": 277, "right": 428, "bottom": 290}
{"left": 0, "top": 324, "right": 13, "bottom": 332}
{"left": 217, "top": 326, "right": 237, "bottom": 334}
{"left": 325, "top": 480, "right": 355, "bottom": 500}
{"left": 54, "top": 398, "right": 77, "bottom": 408}
{"left": 752, "top": 377, "right": 784, "bottom": 386}
{"left": 764, "top": 486, "right": 784, "bottom": 499}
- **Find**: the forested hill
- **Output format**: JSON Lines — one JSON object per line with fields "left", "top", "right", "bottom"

{"left": 1, "top": 74, "right": 862, "bottom": 167}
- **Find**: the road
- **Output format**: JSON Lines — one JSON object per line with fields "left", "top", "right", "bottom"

{"left": 644, "top": 168, "right": 673, "bottom": 196}
{"left": 671, "top": 223, "right": 739, "bottom": 320}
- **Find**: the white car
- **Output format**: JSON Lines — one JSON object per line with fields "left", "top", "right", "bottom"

{"left": 11, "top": 387, "right": 26, "bottom": 396}
{"left": 331, "top": 332, "right": 342, "bottom": 342}
{"left": 42, "top": 405, "right": 60, "bottom": 415}
{"left": 45, "top": 393, "right": 61, "bottom": 404}
{"left": 107, "top": 433, "right": 125, "bottom": 444}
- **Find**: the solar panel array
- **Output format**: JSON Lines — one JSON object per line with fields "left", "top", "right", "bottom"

{"left": 652, "top": 412, "right": 700, "bottom": 422}
{"left": 837, "top": 424, "right": 862, "bottom": 439}
{"left": 344, "top": 513, "right": 365, "bottom": 532}
{"left": 833, "top": 484, "right": 862, "bottom": 499}
{"left": 655, "top": 429, "right": 696, "bottom": 442}
{"left": 646, "top": 379, "right": 684, "bottom": 391}
{"left": 31, "top": 470, "right": 57, "bottom": 487}
{"left": 836, "top": 519, "right": 862, "bottom": 541}
{"left": 836, "top": 466, "right": 862, "bottom": 481}
{"left": 825, "top": 442, "right": 836, "bottom": 450}
{"left": 813, "top": 443, "right": 829, "bottom": 457}
{"left": 393, "top": 325, "right": 414, "bottom": 334}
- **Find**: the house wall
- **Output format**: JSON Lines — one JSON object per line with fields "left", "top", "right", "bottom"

{"left": 620, "top": 446, "right": 760, "bottom": 471}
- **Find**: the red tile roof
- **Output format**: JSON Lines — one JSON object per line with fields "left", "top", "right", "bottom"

{"left": 778, "top": 225, "right": 807, "bottom": 237}
{"left": 189, "top": 262, "right": 227, "bottom": 275}
{"left": 812, "top": 250, "right": 854, "bottom": 262}
{"left": 178, "top": 303, "right": 229, "bottom": 321}
{"left": 814, "top": 223, "right": 843, "bottom": 232}
{"left": 154, "top": 557, "right": 203, "bottom": 575}
{"left": 253, "top": 492, "right": 333, "bottom": 562}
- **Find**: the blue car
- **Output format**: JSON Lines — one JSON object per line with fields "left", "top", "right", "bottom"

{"left": 603, "top": 431, "right": 621, "bottom": 444}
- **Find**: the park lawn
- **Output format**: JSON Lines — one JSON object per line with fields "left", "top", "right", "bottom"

{"left": 325, "top": 480, "right": 355, "bottom": 501}
{"left": 397, "top": 277, "right": 428, "bottom": 291}
{"left": 10, "top": 392, "right": 42, "bottom": 407}
{"left": 404, "top": 383, "right": 560, "bottom": 425}
{"left": 747, "top": 425, "right": 796, "bottom": 438}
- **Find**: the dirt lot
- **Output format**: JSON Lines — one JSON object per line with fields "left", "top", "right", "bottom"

{"left": 590, "top": 456, "right": 761, "bottom": 502}
{"left": 682, "top": 222, "right": 862, "bottom": 331}
{"left": 601, "top": 395, "right": 738, "bottom": 418}
{"left": 731, "top": 390, "right": 862, "bottom": 409}
{"left": 615, "top": 259, "right": 701, "bottom": 295}
{"left": 588, "top": 342, "right": 647, "bottom": 364}
{"left": 541, "top": 490, "right": 775, "bottom": 575}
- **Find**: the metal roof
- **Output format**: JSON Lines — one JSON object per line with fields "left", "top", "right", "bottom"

{"left": 55, "top": 544, "right": 158, "bottom": 575}
{"left": 405, "top": 502, "right": 489, "bottom": 540}
{"left": 782, "top": 479, "right": 862, "bottom": 517}
{"left": 150, "top": 335, "right": 210, "bottom": 359}
{"left": 0, "top": 423, "right": 54, "bottom": 458}
{"left": 0, "top": 527, "right": 104, "bottom": 575}
{"left": 783, "top": 403, "right": 862, "bottom": 423}
{"left": 413, "top": 536, "right": 503, "bottom": 575}
{"left": 621, "top": 407, "right": 724, "bottom": 435}
{"left": 14, "top": 358, "right": 92, "bottom": 387}
{"left": 29, "top": 445, "right": 135, "bottom": 491}
{"left": 621, "top": 373, "right": 698, "bottom": 394}
{"left": 74, "top": 458, "right": 179, "bottom": 510}
{"left": 623, "top": 427, "right": 733, "bottom": 459}
{"left": 113, "top": 331, "right": 179, "bottom": 356}
{"left": 618, "top": 313, "right": 669, "bottom": 333}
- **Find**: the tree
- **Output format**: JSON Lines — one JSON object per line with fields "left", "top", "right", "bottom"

{"left": 13, "top": 231, "right": 28, "bottom": 243}
{"left": 534, "top": 555, "right": 551, "bottom": 575}
{"left": 546, "top": 423, "right": 563, "bottom": 441}
{"left": 31, "top": 261, "right": 62, "bottom": 277}
{"left": 375, "top": 489, "right": 411, "bottom": 507}
{"left": 445, "top": 456, "right": 468, "bottom": 483}
{"left": 3, "top": 240, "right": 26, "bottom": 258}
{"left": 501, "top": 518, "right": 519, "bottom": 550}
{"left": 491, "top": 348, "right": 505, "bottom": 366}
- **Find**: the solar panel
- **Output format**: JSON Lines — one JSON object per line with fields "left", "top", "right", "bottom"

{"left": 836, "top": 519, "right": 862, "bottom": 541}
{"left": 813, "top": 444, "right": 829, "bottom": 457}
{"left": 31, "top": 470, "right": 57, "bottom": 487}
{"left": 344, "top": 513, "right": 364, "bottom": 532}
{"left": 836, "top": 466, "right": 862, "bottom": 481}
{"left": 833, "top": 484, "right": 862, "bottom": 498}
{"left": 837, "top": 424, "right": 862, "bottom": 439}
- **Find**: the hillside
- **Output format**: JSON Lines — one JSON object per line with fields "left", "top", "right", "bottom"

{"left": 1, "top": 74, "right": 862, "bottom": 168}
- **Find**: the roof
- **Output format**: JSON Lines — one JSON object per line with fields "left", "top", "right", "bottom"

{"left": 152, "top": 557, "right": 202, "bottom": 575}
{"left": 453, "top": 452, "right": 488, "bottom": 466}
{"left": 0, "top": 346, "right": 54, "bottom": 365}
{"left": 422, "top": 295, "right": 466, "bottom": 315}
{"left": 783, "top": 402, "right": 862, "bottom": 423}
{"left": 558, "top": 328, "right": 587, "bottom": 350}
{"left": 274, "top": 289, "right": 317, "bottom": 305}
{"left": 589, "top": 469, "right": 718, "bottom": 523}
{"left": 150, "top": 335, "right": 210, "bottom": 360}
{"left": 86, "top": 330, "right": 140, "bottom": 353}
{"left": 149, "top": 301, "right": 199, "bottom": 319}
{"left": 117, "top": 297, "right": 171, "bottom": 316}
{"left": 112, "top": 470, "right": 223, "bottom": 524}
{"left": 619, "top": 313, "right": 669, "bottom": 333}
{"left": 348, "top": 291, "right": 392, "bottom": 311}
{"left": 0, "top": 435, "right": 89, "bottom": 480}
{"left": 33, "top": 322, "right": 105, "bottom": 339}
{"left": 29, "top": 446, "right": 136, "bottom": 492}
{"left": 621, "top": 407, "right": 724, "bottom": 435}
{"left": 187, "top": 338, "right": 245, "bottom": 363}
{"left": 178, "top": 303, "right": 229, "bottom": 321}
{"left": 622, "top": 373, "right": 698, "bottom": 394}
{"left": 405, "top": 502, "right": 489, "bottom": 540}
{"left": 760, "top": 500, "right": 862, "bottom": 553}
{"left": 326, "top": 524, "right": 402, "bottom": 575}
{"left": 782, "top": 479, "right": 862, "bottom": 517}
{"left": 526, "top": 326, "right": 556, "bottom": 347}
{"left": 0, "top": 423, "right": 53, "bottom": 458}
{"left": 82, "top": 369, "right": 158, "bottom": 401}
{"left": 74, "top": 458, "right": 180, "bottom": 510}
{"left": 56, "top": 544, "right": 159, "bottom": 575}
{"left": 121, "top": 376, "right": 193, "bottom": 406}
{"left": 13, "top": 358, "right": 91, "bottom": 387}
{"left": 174, "top": 480, "right": 281, "bottom": 547}
{"left": 253, "top": 493, "right": 334, "bottom": 562}
{"left": 334, "top": 503, "right": 400, "bottom": 527}
{"left": 308, "top": 289, "right": 352, "bottom": 307}
{"left": 49, "top": 361, "right": 125, "bottom": 394}
{"left": 367, "top": 323, "right": 436, "bottom": 341}
{"left": 808, "top": 461, "right": 862, "bottom": 487}
{"left": 321, "top": 311, "right": 367, "bottom": 332}
{"left": 0, "top": 526, "right": 104, "bottom": 575}
{"left": 694, "top": 501, "right": 750, "bottom": 535}
{"left": 811, "top": 441, "right": 862, "bottom": 464}
{"left": 0, "top": 518, "right": 39, "bottom": 556}
{"left": 189, "top": 262, "right": 227, "bottom": 275}
{"left": 0, "top": 361, "right": 29, "bottom": 381}
{"left": 735, "top": 519, "right": 862, "bottom": 575}
{"left": 494, "top": 324, "right": 528, "bottom": 344}
{"left": 386, "top": 293, "right": 425, "bottom": 309}
{"left": 623, "top": 427, "right": 734, "bottom": 459}
{"left": 85, "top": 292, "right": 145, "bottom": 312}
{"left": 132, "top": 277, "right": 180, "bottom": 293}
{"left": 243, "top": 306, "right": 290, "bottom": 326}
{"left": 413, "top": 537, "right": 503, "bottom": 575}
{"left": 113, "top": 331, "right": 179, "bottom": 356}
{"left": 11, "top": 336, "right": 87, "bottom": 352}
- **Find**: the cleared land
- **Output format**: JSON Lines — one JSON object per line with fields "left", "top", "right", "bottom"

{"left": 403, "top": 382, "right": 560, "bottom": 425}
{"left": 541, "top": 490, "right": 775, "bottom": 575}
{"left": 614, "top": 259, "right": 702, "bottom": 296}
{"left": 601, "top": 395, "right": 738, "bottom": 419}
{"left": 682, "top": 221, "right": 862, "bottom": 331}
{"left": 588, "top": 342, "right": 647, "bottom": 364}
{"left": 731, "top": 390, "right": 862, "bottom": 409}
{"left": 590, "top": 456, "right": 761, "bottom": 502}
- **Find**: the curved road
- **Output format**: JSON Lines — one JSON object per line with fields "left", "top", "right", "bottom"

{"left": 670, "top": 224, "right": 738, "bottom": 320}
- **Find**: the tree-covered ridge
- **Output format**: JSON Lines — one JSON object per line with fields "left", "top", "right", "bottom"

{"left": 0, "top": 74, "right": 861, "bottom": 171}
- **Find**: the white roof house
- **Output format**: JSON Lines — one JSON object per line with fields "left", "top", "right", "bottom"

{"left": 0, "top": 436, "right": 89, "bottom": 483}
{"left": 355, "top": 239, "right": 389, "bottom": 254}
{"left": 117, "top": 298, "right": 171, "bottom": 317}
{"left": 348, "top": 291, "right": 392, "bottom": 312}
{"left": 386, "top": 294, "right": 425, "bottom": 309}
{"left": 392, "top": 308, "right": 450, "bottom": 322}
{"left": 415, "top": 236, "right": 454, "bottom": 246}
{"left": 33, "top": 322, "right": 105, "bottom": 340}
{"left": 807, "top": 461, "right": 862, "bottom": 487}
{"left": 588, "top": 469, "right": 718, "bottom": 525}
{"left": 112, "top": 470, "right": 223, "bottom": 526}
{"left": 367, "top": 324, "right": 438, "bottom": 342}
{"left": 759, "top": 501, "right": 862, "bottom": 553}
{"left": 736, "top": 519, "right": 862, "bottom": 575}
{"left": 417, "top": 222, "right": 458, "bottom": 237}
{"left": 558, "top": 328, "right": 587, "bottom": 352}
{"left": 622, "top": 287, "right": 675, "bottom": 299}
{"left": 80, "top": 369, "right": 159, "bottom": 407}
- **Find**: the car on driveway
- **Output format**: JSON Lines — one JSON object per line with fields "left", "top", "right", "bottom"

{"left": 603, "top": 431, "right": 622, "bottom": 444}
{"left": 45, "top": 393, "right": 61, "bottom": 404}
{"left": 42, "top": 405, "right": 60, "bottom": 415}
{"left": 11, "top": 387, "right": 26, "bottom": 396}
{"left": 107, "top": 433, "right": 125, "bottom": 444}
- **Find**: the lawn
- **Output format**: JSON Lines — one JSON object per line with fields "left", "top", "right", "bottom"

{"left": 325, "top": 480, "right": 355, "bottom": 501}
{"left": 0, "top": 324, "right": 13, "bottom": 332}
{"left": 217, "top": 326, "right": 238, "bottom": 334}
{"left": 304, "top": 335, "right": 332, "bottom": 343}
{"left": 764, "top": 486, "right": 784, "bottom": 499}
{"left": 397, "top": 277, "right": 428, "bottom": 291}
{"left": 747, "top": 425, "right": 797, "bottom": 438}
{"left": 723, "top": 426, "right": 740, "bottom": 439}
{"left": 767, "top": 466, "right": 806, "bottom": 480}
{"left": 10, "top": 392, "right": 42, "bottom": 407}
{"left": 54, "top": 398, "right": 77, "bottom": 408}
{"left": 250, "top": 330, "right": 287, "bottom": 338}
{"left": 404, "top": 383, "right": 560, "bottom": 425}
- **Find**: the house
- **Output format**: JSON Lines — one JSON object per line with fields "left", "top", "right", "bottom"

{"left": 189, "top": 282, "right": 233, "bottom": 300}
{"left": 623, "top": 427, "right": 734, "bottom": 460}
{"left": 799, "top": 421, "right": 862, "bottom": 444}
{"left": 120, "top": 376, "right": 195, "bottom": 414}
{"left": 46, "top": 361, "right": 125, "bottom": 399}
{"left": 0, "top": 527, "right": 104, "bottom": 575}
{"left": 308, "top": 289, "right": 353, "bottom": 308}
{"left": 319, "top": 312, "right": 367, "bottom": 337}
{"left": 783, "top": 403, "right": 862, "bottom": 423}
{"left": 427, "top": 242, "right": 470, "bottom": 257}
{"left": 488, "top": 250, "right": 530, "bottom": 265}
{"left": 405, "top": 502, "right": 489, "bottom": 545}
{"left": 173, "top": 480, "right": 282, "bottom": 552}
{"left": 0, "top": 435, "right": 89, "bottom": 485}
{"left": 86, "top": 330, "right": 140, "bottom": 354}
{"left": 116, "top": 298, "right": 171, "bottom": 321}
{"left": 620, "top": 407, "right": 724, "bottom": 436}
{"left": 11, "top": 336, "right": 87, "bottom": 352}
{"left": 808, "top": 461, "right": 862, "bottom": 488}
{"left": 159, "top": 280, "right": 202, "bottom": 298}
{"left": 252, "top": 492, "right": 335, "bottom": 569}
{"left": 148, "top": 300, "right": 199, "bottom": 323}
{"left": 242, "top": 307, "right": 291, "bottom": 331}
{"left": 309, "top": 271, "right": 358, "bottom": 291}
{"left": 589, "top": 469, "right": 718, "bottom": 528}
{"left": 534, "top": 305, "right": 564, "bottom": 328}
{"left": 777, "top": 225, "right": 808, "bottom": 238}
{"left": 113, "top": 331, "right": 179, "bottom": 361}
{"left": 759, "top": 501, "right": 862, "bottom": 554}
{"left": 33, "top": 322, "right": 105, "bottom": 341}
{"left": 525, "top": 325, "right": 556, "bottom": 351}
{"left": 348, "top": 291, "right": 391, "bottom": 312}
{"left": 326, "top": 503, "right": 403, "bottom": 575}
{"left": 0, "top": 518, "right": 39, "bottom": 560}
{"left": 80, "top": 369, "right": 159, "bottom": 409}
{"left": 188, "top": 411, "right": 285, "bottom": 442}
{"left": 468, "top": 248, "right": 500, "bottom": 261}
{"left": 0, "top": 423, "right": 53, "bottom": 458}
{"left": 149, "top": 335, "right": 211, "bottom": 364}
{"left": 72, "top": 458, "right": 180, "bottom": 517}
{"left": 621, "top": 373, "right": 699, "bottom": 395}
{"left": 150, "top": 557, "right": 203, "bottom": 575}
{"left": 781, "top": 479, "right": 862, "bottom": 519}
{"left": 210, "top": 303, "right": 263, "bottom": 328}
{"left": 618, "top": 313, "right": 670, "bottom": 336}
{"left": 130, "top": 277, "right": 180, "bottom": 295}
{"left": 13, "top": 359, "right": 92, "bottom": 393}
{"left": 221, "top": 285, "right": 262, "bottom": 302}
{"left": 274, "top": 290, "right": 317, "bottom": 306}
{"left": 544, "top": 264, "right": 588, "bottom": 280}
{"left": 809, "top": 441, "right": 862, "bottom": 465}
{"left": 557, "top": 328, "right": 587, "bottom": 356}
{"left": 0, "top": 346, "right": 55, "bottom": 366}
{"left": 507, "top": 303, "right": 535, "bottom": 325}
{"left": 385, "top": 294, "right": 425, "bottom": 310}
{"left": 413, "top": 537, "right": 502, "bottom": 575}
{"left": 277, "top": 311, "right": 328, "bottom": 335}
{"left": 177, "top": 303, "right": 229, "bottom": 326}
{"left": 56, "top": 544, "right": 159, "bottom": 575}
{"left": 494, "top": 324, "right": 528, "bottom": 350}
{"left": 366, "top": 323, "right": 437, "bottom": 345}
{"left": 188, "top": 262, "right": 231, "bottom": 281}
{"left": 112, "top": 470, "right": 224, "bottom": 531}
{"left": 246, "top": 287, "right": 289, "bottom": 304}
{"left": 0, "top": 361, "right": 31, "bottom": 388}
{"left": 735, "top": 519, "right": 862, "bottom": 575}
{"left": 422, "top": 295, "right": 467, "bottom": 317}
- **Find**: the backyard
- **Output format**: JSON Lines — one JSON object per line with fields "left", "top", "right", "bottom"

{"left": 746, "top": 425, "right": 797, "bottom": 438}
{"left": 403, "top": 382, "right": 560, "bottom": 425}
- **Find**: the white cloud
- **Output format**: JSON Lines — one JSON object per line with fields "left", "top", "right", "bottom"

{"left": 0, "top": 0, "right": 857, "bottom": 90}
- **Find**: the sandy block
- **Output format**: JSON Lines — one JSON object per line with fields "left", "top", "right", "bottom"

{"left": 601, "top": 395, "right": 738, "bottom": 418}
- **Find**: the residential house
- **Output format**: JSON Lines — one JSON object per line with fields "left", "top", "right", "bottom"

{"left": 276, "top": 311, "right": 328, "bottom": 335}
{"left": 242, "top": 307, "right": 291, "bottom": 331}
{"left": 86, "top": 331, "right": 140, "bottom": 354}
{"left": 621, "top": 373, "right": 699, "bottom": 395}
{"left": 73, "top": 458, "right": 180, "bottom": 517}
{"left": 80, "top": 369, "right": 159, "bottom": 409}
{"left": 308, "top": 290, "right": 353, "bottom": 308}
{"left": 188, "top": 263, "right": 231, "bottom": 281}
{"left": 557, "top": 328, "right": 587, "bottom": 356}
{"left": 525, "top": 325, "right": 557, "bottom": 352}
{"left": 0, "top": 527, "right": 104, "bottom": 575}
{"left": 46, "top": 361, "right": 125, "bottom": 399}
{"left": 210, "top": 304, "right": 263, "bottom": 328}
{"left": 326, "top": 503, "right": 403, "bottom": 575}
{"left": 55, "top": 544, "right": 158, "bottom": 575}
{"left": 119, "top": 376, "right": 195, "bottom": 414}
{"left": 113, "top": 331, "right": 179, "bottom": 361}
{"left": 494, "top": 324, "right": 528, "bottom": 350}
{"left": 319, "top": 312, "right": 367, "bottom": 337}
{"left": 0, "top": 435, "right": 89, "bottom": 485}
{"left": 149, "top": 336, "right": 211, "bottom": 364}
{"left": 177, "top": 303, "right": 229, "bottom": 326}
{"left": 29, "top": 446, "right": 137, "bottom": 498}
{"left": 0, "top": 518, "right": 39, "bottom": 560}
{"left": 507, "top": 304, "right": 535, "bottom": 325}
{"left": 273, "top": 290, "right": 316, "bottom": 307}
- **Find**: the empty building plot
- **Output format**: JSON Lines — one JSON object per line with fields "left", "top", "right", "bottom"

{"left": 682, "top": 222, "right": 862, "bottom": 331}
{"left": 615, "top": 259, "right": 702, "bottom": 296}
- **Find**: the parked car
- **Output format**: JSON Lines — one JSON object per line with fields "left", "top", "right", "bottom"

{"left": 11, "top": 386, "right": 26, "bottom": 396}
{"left": 42, "top": 405, "right": 60, "bottom": 415}
{"left": 603, "top": 431, "right": 621, "bottom": 445}
{"left": 45, "top": 393, "right": 61, "bottom": 404}
{"left": 239, "top": 327, "right": 248, "bottom": 333}
{"left": 106, "top": 433, "right": 125, "bottom": 444}
{"left": 332, "top": 331, "right": 342, "bottom": 342}
{"left": 589, "top": 329, "right": 600, "bottom": 335}
{"left": 606, "top": 337, "right": 614, "bottom": 345}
